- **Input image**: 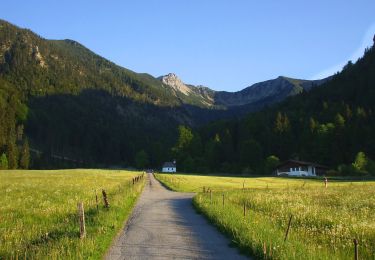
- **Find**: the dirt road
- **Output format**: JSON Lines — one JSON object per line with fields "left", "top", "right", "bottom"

{"left": 106, "top": 173, "right": 248, "bottom": 259}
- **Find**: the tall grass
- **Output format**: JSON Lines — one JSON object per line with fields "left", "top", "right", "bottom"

{"left": 156, "top": 173, "right": 375, "bottom": 259}
{"left": 0, "top": 169, "right": 145, "bottom": 259}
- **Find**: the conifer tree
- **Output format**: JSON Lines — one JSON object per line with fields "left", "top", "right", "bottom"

{"left": 7, "top": 129, "right": 18, "bottom": 169}
{"left": 19, "top": 139, "right": 30, "bottom": 169}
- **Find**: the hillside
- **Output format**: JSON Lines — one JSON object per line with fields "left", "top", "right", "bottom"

{"left": 0, "top": 20, "right": 181, "bottom": 105}
{"left": 0, "top": 19, "right": 188, "bottom": 168}
{"left": 172, "top": 39, "right": 375, "bottom": 174}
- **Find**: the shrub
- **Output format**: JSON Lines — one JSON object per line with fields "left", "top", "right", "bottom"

{"left": 0, "top": 153, "right": 8, "bottom": 169}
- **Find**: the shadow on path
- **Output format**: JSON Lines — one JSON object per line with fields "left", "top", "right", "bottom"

{"left": 106, "top": 173, "right": 248, "bottom": 259}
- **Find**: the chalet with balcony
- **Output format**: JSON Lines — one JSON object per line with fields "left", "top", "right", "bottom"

{"left": 276, "top": 160, "right": 328, "bottom": 177}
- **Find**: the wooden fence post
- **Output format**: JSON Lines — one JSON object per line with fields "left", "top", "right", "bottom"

{"left": 203, "top": 186, "right": 206, "bottom": 193}
{"left": 353, "top": 239, "right": 359, "bottom": 260}
{"left": 269, "top": 241, "right": 272, "bottom": 258}
{"left": 284, "top": 215, "right": 293, "bottom": 242}
{"left": 222, "top": 193, "right": 225, "bottom": 206}
{"left": 210, "top": 190, "right": 212, "bottom": 204}
{"left": 77, "top": 202, "right": 86, "bottom": 239}
{"left": 95, "top": 190, "right": 99, "bottom": 211}
{"left": 102, "top": 189, "right": 109, "bottom": 208}
{"left": 243, "top": 202, "right": 246, "bottom": 217}
{"left": 263, "top": 242, "right": 267, "bottom": 258}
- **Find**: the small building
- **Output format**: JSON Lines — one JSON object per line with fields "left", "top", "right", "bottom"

{"left": 276, "top": 160, "right": 328, "bottom": 177}
{"left": 162, "top": 162, "right": 176, "bottom": 173}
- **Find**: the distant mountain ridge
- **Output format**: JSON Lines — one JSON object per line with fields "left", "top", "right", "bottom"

{"left": 213, "top": 76, "right": 329, "bottom": 107}
{"left": 158, "top": 73, "right": 328, "bottom": 108}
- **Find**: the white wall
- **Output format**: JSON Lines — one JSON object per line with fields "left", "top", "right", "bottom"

{"left": 288, "top": 166, "right": 316, "bottom": 176}
{"left": 277, "top": 166, "right": 317, "bottom": 177}
{"left": 162, "top": 167, "right": 176, "bottom": 173}
{"left": 307, "top": 166, "right": 316, "bottom": 176}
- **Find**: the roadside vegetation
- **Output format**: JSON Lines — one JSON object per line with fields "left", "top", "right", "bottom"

{"left": 156, "top": 173, "right": 375, "bottom": 259}
{"left": 0, "top": 169, "right": 144, "bottom": 259}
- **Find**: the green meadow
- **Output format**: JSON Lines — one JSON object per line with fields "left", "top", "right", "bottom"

{"left": 156, "top": 173, "right": 375, "bottom": 259}
{"left": 0, "top": 169, "right": 144, "bottom": 259}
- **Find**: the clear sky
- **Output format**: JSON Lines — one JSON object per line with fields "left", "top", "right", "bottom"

{"left": 1, "top": 1, "right": 374, "bottom": 91}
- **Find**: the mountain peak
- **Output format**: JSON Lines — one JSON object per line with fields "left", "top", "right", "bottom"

{"left": 159, "top": 73, "right": 181, "bottom": 83}
{"left": 159, "top": 73, "right": 192, "bottom": 95}
{"left": 165, "top": 72, "right": 178, "bottom": 78}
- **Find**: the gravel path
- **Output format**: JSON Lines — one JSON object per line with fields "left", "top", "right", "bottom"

{"left": 105, "top": 173, "right": 248, "bottom": 259}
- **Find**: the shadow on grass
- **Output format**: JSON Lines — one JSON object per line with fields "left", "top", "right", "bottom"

{"left": 22, "top": 203, "right": 112, "bottom": 255}
{"left": 191, "top": 198, "right": 253, "bottom": 258}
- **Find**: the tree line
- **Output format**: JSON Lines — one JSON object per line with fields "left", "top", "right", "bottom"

{"left": 0, "top": 79, "right": 30, "bottom": 169}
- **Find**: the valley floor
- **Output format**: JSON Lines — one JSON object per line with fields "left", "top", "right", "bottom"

{"left": 156, "top": 173, "right": 375, "bottom": 259}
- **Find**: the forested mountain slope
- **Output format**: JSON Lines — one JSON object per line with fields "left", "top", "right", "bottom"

{"left": 0, "top": 19, "right": 330, "bottom": 169}
{"left": 172, "top": 40, "right": 375, "bottom": 175}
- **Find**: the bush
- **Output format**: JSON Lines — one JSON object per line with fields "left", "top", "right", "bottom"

{"left": 0, "top": 153, "right": 8, "bottom": 169}
{"left": 264, "top": 155, "right": 280, "bottom": 175}
{"left": 352, "top": 151, "right": 367, "bottom": 171}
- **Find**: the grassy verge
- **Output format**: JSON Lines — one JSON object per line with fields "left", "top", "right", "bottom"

{"left": 155, "top": 173, "right": 375, "bottom": 259}
{"left": 0, "top": 169, "right": 145, "bottom": 259}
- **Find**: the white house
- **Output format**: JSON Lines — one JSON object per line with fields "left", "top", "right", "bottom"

{"left": 162, "top": 162, "right": 176, "bottom": 173}
{"left": 276, "top": 160, "right": 328, "bottom": 177}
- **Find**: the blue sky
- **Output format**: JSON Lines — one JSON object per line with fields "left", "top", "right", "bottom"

{"left": 1, "top": 1, "right": 374, "bottom": 91}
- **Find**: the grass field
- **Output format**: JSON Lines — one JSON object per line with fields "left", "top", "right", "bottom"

{"left": 156, "top": 173, "right": 375, "bottom": 259}
{"left": 0, "top": 169, "right": 145, "bottom": 259}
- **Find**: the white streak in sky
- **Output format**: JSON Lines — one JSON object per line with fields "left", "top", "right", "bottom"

{"left": 311, "top": 24, "right": 375, "bottom": 80}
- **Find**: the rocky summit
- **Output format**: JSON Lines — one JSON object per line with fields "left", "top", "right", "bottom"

{"left": 159, "top": 73, "right": 193, "bottom": 95}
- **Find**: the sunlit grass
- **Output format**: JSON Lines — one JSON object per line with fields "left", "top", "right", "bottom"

{"left": 156, "top": 173, "right": 375, "bottom": 259}
{"left": 0, "top": 169, "right": 145, "bottom": 259}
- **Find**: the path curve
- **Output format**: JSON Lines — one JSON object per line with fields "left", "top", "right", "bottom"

{"left": 106, "top": 173, "right": 248, "bottom": 259}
